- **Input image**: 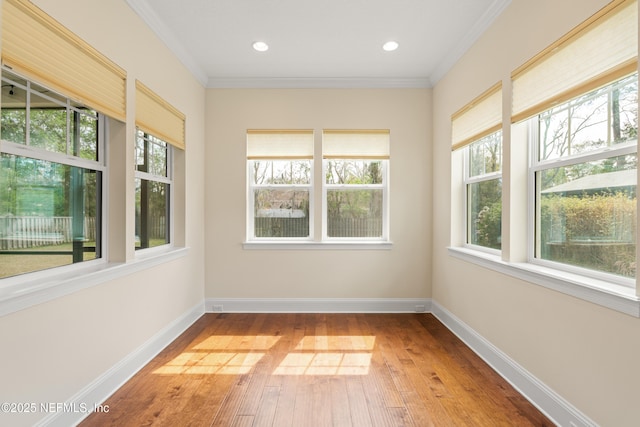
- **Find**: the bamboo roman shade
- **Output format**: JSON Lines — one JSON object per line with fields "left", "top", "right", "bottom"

{"left": 322, "top": 130, "right": 390, "bottom": 159}
{"left": 511, "top": 0, "right": 638, "bottom": 123}
{"left": 135, "top": 81, "right": 186, "bottom": 150}
{"left": 451, "top": 82, "right": 502, "bottom": 151}
{"left": 247, "top": 130, "right": 314, "bottom": 159}
{"left": 1, "top": 0, "right": 127, "bottom": 121}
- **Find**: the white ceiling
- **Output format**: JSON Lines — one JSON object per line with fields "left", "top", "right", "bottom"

{"left": 125, "top": 0, "right": 511, "bottom": 88}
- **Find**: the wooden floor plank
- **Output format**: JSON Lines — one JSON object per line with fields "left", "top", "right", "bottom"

{"left": 251, "top": 386, "right": 280, "bottom": 427}
{"left": 79, "top": 313, "right": 553, "bottom": 427}
{"left": 329, "top": 376, "right": 352, "bottom": 427}
{"left": 270, "top": 373, "right": 298, "bottom": 427}
{"left": 345, "top": 376, "right": 374, "bottom": 427}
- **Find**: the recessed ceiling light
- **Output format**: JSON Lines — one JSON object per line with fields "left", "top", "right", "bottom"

{"left": 382, "top": 41, "right": 399, "bottom": 52}
{"left": 252, "top": 41, "right": 269, "bottom": 52}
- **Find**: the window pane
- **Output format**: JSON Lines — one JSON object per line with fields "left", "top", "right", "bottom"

{"left": 135, "top": 178, "right": 169, "bottom": 249}
{"left": 326, "top": 160, "right": 382, "bottom": 184}
{"left": 252, "top": 160, "right": 311, "bottom": 185}
{"left": 74, "top": 110, "right": 99, "bottom": 161}
{"left": 0, "top": 154, "right": 101, "bottom": 278}
{"left": 136, "top": 131, "right": 146, "bottom": 170}
{"left": 538, "top": 105, "right": 569, "bottom": 161}
{"left": 147, "top": 141, "right": 167, "bottom": 177}
{"left": 30, "top": 93, "right": 67, "bottom": 154}
{"left": 539, "top": 74, "right": 638, "bottom": 161}
{"left": 467, "top": 178, "right": 502, "bottom": 250}
{"left": 136, "top": 131, "right": 168, "bottom": 177}
{"left": 253, "top": 189, "right": 309, "bottom": 237}
{"left": 327, "top": 189, "right": 382, "bottom": 238}
{"left": 614, "top": 76, "right": 639, "bottom": 144}
{"left": 538, "top": 156, "right": 636, "bottom": 278}
{"left": 571, "top": 91, "right": 609, "bottom": 154}
{"left": 1, "top": 84, "right": 27, "bottom": 145}
{"left": 468, "top": 131, "right": 501, "bottom": 177}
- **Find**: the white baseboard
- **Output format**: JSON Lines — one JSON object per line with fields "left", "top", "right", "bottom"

{"left": 35, "top": 301, "right": 205, "bottom": 427}
{"left": 205, "top": 297, "right": 432, "bottom": 313}
{"left": 431, "top": 301, "right": 596, "bottom": 427}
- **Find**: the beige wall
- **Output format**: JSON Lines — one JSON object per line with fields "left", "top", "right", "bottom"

{"left": 433, "top": 0, "right": 640, "bottom": 425}
{"left": 0, "top": 1, "right": 205, "bottom": 425}
{"left": 205, "top": 88, "right": 431, "bottom": 300}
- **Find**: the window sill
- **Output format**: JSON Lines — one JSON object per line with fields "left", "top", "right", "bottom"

{"left": 0, "top": 246, "right": 189, "bottom": 317}
{"left": 243, "top": 241, "right": 393, "bottom": 250}
{"left": 448, "top": 246, "right": 640, "bottom": 317}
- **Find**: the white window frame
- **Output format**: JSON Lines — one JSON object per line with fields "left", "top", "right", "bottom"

{"left": 527, "top": 75, "right": 637, "bottom": 288}
{"left": 322, "top": 158, "right": 389, "bottom": 242}
{"left": 246, "top": 159, "right": 314, "bottom": 242}
{"left": 463, "top": 131, "right": 502, "bottom": 254}
{"left": 134, "top": 129, "right": 174, "bottom": 251}
{"left": 0, "top": 70, "right": 107, "bottom": 277}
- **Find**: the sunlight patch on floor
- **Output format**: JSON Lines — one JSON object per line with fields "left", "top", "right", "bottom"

{"left": 153, "top": 335, "right": 375, "bottom": 376}
{"left": 273, "top": 351, "right": 372, "bottom": 375}
{"left": 153, "top": 351, "right": 265, "bottom": 375}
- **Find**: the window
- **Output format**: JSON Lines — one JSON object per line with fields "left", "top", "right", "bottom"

{"left": 135, "top": 130, "right": 172, "bottom": 249}
{"left": 452, "top": 82, "right": 503, "bottom": 251}
{"left": 465, "top": 131, "right": 502, "bottom": 250}
{"left": 246, "top": 130, "right": 314, "bottom": 240}
{"left": 0, "top": 69, "right": 104, "bottom": 278}
{"left": 531, "top": 74, "right": 637, "bottom": 281}
{"left": 322, "top": 130, "right": 390, "bottom": 240}
{"left": 245, "top": 129, "right": 391, "bottom": 244}
{"left": 134, "top": 80, "right": 184, "bottom": 250}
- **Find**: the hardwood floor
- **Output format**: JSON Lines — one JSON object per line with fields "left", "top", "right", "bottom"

{"left": 80, "top": 313, "right": 553, "bottom": 426}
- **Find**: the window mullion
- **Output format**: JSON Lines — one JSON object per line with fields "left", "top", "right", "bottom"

{"left": 135, "top": 170, "right": 172, "bottom": 184}
{"left": 532, "top": 142, "right": 637, "bottom": 171}
{"left": 0, "top": 140, "right": 105, "bottom": 171}
{"left": 464, "top": 171, "right": 502, "bottom": 185}
{"left": 25, "top": 80, "right": 31, "bottom": 147}
{"left": 324, "top": 183, "right": 384, "bottom": 190}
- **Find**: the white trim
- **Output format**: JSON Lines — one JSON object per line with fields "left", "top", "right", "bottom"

{"left": 448, "top": 246, "right": 640, "bottom": 317}
{"left": 34, "top": 301, "right": 205, "bottom": 427}
{"left": 124, "top": 0, "right": 208, "bottom": 86}
{"left": 207, "top": 77, "right": 431, "bottom": 89}
{"left": 429, "top": 0, "right": 513, "bottom": 85}
{"left": 242, "top": 241, "right": 392, "bottom": 250}
{"left": 205, "top": 297, "right": 430, "bottom": 313}
{"left": 0, "top": 247, "right": 189, "bottom": 317}
{"left": 431, "top": 301, "right": 597, "bottom": 427}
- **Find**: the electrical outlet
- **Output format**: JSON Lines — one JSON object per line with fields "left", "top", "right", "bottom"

{"left": 415, "top": 305, "right": 426, "bottom": 313}
{"left": 212, "top": 304, "right": 224, "bottom": 312}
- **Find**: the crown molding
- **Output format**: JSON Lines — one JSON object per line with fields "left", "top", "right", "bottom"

{"left": 125, "top": 0, "right": 209, "bottom": 86}
{"left": 429, "top": 0, "right": 512, "bottom": 85}
{"left": 207, "top": 77, "right": 432, "bottom": 89}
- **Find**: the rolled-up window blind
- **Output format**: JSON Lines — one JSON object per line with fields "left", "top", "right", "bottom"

{"left": 512, "top": 0, "right": 638, "bottom": 123}
{"left": 322, "top": 130, "right": 390, "bottom": 159}
{"left": 2, "top": 0, "right": 127, "bottom": 121}
{"left": 247, "top": 130, "right": 314, "bottom": 159}
{"left": 451, "top": 82, "right": 502, "bottom": 151}
{"left": 136, "top": 80, "right": 186, "bottom": 150}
